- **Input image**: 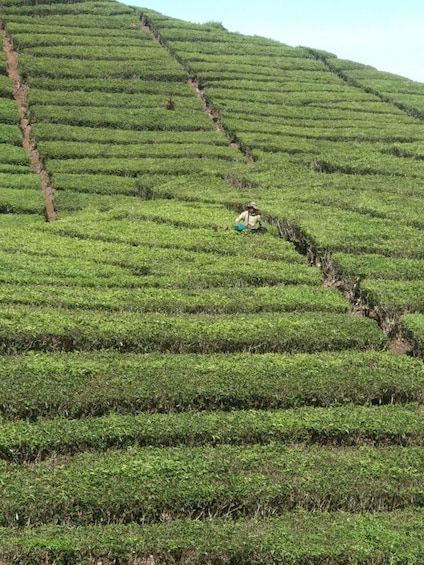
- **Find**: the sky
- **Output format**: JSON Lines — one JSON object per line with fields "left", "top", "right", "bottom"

{"left": 129, "top": 0, "right": 424, "bottom": 84}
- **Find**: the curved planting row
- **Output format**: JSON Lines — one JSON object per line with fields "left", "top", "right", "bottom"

{"left": 2, "top": 512, "right": 424, "bottom": 564}
{"left": 1, "top": 444, "right": 424, "bottom": 527}
{"left": 1, "top": 350, "right": 420, "bottom": 419}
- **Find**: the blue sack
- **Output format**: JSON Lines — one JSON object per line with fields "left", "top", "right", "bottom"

{"left": 234, "top": 224, "right": 245, "bottom": 231}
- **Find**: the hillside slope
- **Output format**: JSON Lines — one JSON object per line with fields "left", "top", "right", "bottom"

{"left": 1, "top": 0, "right": 424, "bottom": 562}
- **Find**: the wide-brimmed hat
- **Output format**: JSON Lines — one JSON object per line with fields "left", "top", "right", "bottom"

{"left": 247, "top": 201, "right": 259, "bottom": 210}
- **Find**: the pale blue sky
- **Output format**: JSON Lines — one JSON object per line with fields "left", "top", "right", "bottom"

{"left": 129, "top": 0, "right": 424, "bottom": 83}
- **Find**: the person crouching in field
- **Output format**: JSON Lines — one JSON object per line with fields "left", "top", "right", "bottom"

{"left": 234, "top": 201, "right": 265, "bottom": 232}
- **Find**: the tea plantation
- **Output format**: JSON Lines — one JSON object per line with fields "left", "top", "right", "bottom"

{"left": 1, "top": 0, "right": 424, "bottom": 562}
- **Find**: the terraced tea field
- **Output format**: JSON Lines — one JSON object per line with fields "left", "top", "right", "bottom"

{"left": 1, "top": 0, "right": 424, "bottom": 562}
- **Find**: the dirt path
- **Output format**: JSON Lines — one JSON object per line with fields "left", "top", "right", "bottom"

{"left": 1, "top": 29, "right": 57, "bottom": 222}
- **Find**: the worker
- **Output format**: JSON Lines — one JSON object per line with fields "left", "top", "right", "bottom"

{"left": 234, "top": 201, "right": 263, "bottom": 232}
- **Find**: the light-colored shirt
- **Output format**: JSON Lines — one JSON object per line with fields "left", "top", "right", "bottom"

{"left": 235, "top": 210, "right": 261, "bottom": 229}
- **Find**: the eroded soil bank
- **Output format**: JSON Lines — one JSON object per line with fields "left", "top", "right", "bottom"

{"left": 2, "top": 29, "right": 56, "bottom": 221}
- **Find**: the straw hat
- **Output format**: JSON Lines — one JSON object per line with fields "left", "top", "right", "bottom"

{"left": 247, "top": 201, "right": 259, "bottom": 210}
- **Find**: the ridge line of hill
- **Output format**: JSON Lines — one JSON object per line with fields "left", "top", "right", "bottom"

{"left": 139, "top": 11, "right": 255, "bottom": 163}
{"left": 308, "top": 48, "right": 424, "bottom": 122}
{"left": 1, "top": 27, "right": 56, "bottom": 221}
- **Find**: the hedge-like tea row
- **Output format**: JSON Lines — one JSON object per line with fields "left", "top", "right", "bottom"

{"left": 20, "top": 55, "right": 188, "bottom": 80}
{"left": 225, "top": 114, "right": 424, "bottom": 146}
{"left": 0, "top": 99, "right": 22, "bottom": 124}
{"left": 209, "top": 83, "right": 395, "bottom": 108}
{"left": 3, "top": 1, "right": 135, "bottom": 17}
{"left": 29, "top": 90, "right": 202, "bottom": 110}
{"left": 1, "top": 350, "right": 418, "bottom": 419}
{"left": 0, "top": 75, "right": 14, "bottom": 97}
{"left": 220, "top": 99, "right": 420, "bottom": 126}
{"left": 332, "top": 252, "right": 424, "bottom": 281}
{"left": 38, "top": 141, "right": 242, "bottom": 161}
{"left": 0, "top": 172, "right": 41, "bottom": 189}
{"left": 3, "top": 14, "right": 138, "bottom": 29}
{"left": 8, "top": 28, "right": 151, "bottom": 45}
{"left": 2, "top": 404, "right": 424, "bottom": 462}
{"left": 403, "top": 314, "right": 424, "bottom": 356}
{"left": 0, "top": 245, "right": 319, "bottom": 288}
{"left": 24, "top": 45, "right": 168, "bottom": 61}
{"left": 0, "top": 283, "right": 348, "bottom": 315}
{"left": 1, "top": 444, "right": 424, "bottom": 526}
{"left": 30, "top": 105, "right": 213, "bottom": 130}
{"left": 362, "top": 279, "right": 424, "bottom": 313}
{"left": 48, "top": 156, "right": 239, "bottom": 177}
{"left": 33, "top": 123, "right": 228, "bottom": 144}
{"left": 0, "top": 124, "right": 27, "bottom": 144}
{"left": 28, "top": 76, "right": 193, "bottom": 94}
{"left": 2, "top": 511, "right": 424, "bottom": 564}
{"left": 270, "top": 200, "right": 424, "bottom": 258}
{"left": 0, "top": 188, "right": 45, "bottom": 214}
{"left": 0, "top": 306, "right": 387, "bottom": 354}
{"left": 31, "top": 108, "right": 216, "bottom": 135}
{"left": 0, "top": 218, "right": 304, "bottom": 265}
{"left": 10, "top": 30, "right": 153, "bottom": 49}
{"left": 296, "top": 186, "right": 424, "bottom": 229}
{"left": 0, "top": 144, "right": 30, "bottom": 164}
{"left": 50, "top": 169, "right": 234, "bottom": 199}
{"left": 325, "top": 56, "right": 424, "bottom": 115}
{"left": 104, "top": 198, "right": 239, "bottom": 228}
{"left": 5, "top": 20, "right": 145, "bottom": 36}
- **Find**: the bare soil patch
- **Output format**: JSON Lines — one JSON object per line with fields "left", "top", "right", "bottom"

{"left": 1, "top": 29, "right": 56, "bottom": 221}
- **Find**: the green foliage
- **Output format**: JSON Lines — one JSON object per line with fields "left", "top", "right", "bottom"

{"left": 25, "top": 44, "right": 172, "bottom": 61}
{"left": 403, "top": 314, "right": 424, "bottom": 356}
{"left": 2, "top": 404, "right": 424, "bottom": 462}
{"left": 4, "top": 1, "right": 134, "bottom": 17}
{"left": 1, "top": 511, "right": 424, "bottom": 564}
{"left": 0, "top": 99, "right": 22, "bottom": 125}
{"left": 28, "top": 89, "right": 203, "bottom": 110}
{"left": 1, "top": 444, "right": 423, "bottom": 526}
{"left": 0, "top": 172, "right": 41, "bottom": 190}
{"left": 0, "top": 187, "right": 45, "bottom": 213}
{"left": 11, "top": 30, "right": 153, "bottom": 49}
{"left": 326, "top": 55, "right": 424, "bottom": 116}
{"left": 0, "top": 2, "right": 424, "bottom": 561}
{"left": 0, "top": 143, "right": 30, "bottom": 165}
{"left": 0, "top": 75, "right": 14, "bottom": 96}
{"left": 0, "top": 350, "right": 421, "bottom": 419}
{"left": 270, "top": 200, "right": 424, "bottom": 258}
{"left": 0, "top": 306, "right": 386, "bottom": 354}
{"left": 37, "top": 140, "right": 242, "bottom": 161}
{"left": 0, "top": 124, "right": 25, "bottom": 144}
{"left": 3, "top": 13, "right": 139, "bottom": 29}
{"left": 0, "top": 283, "right": 348, "bottom": 314}
{"left": 32, "top": 123, "right": 227, "bottom": 144}
{"left": 362, "top": 280, "right": 424, "bottom": 313}
{"left": 30, "top": 104, "right": 213, "bottom": 130}
{"left": 332, "top": 252, "right": 424, "bottom": 280}
{"left": 5, "top": 19, "right": 147, "bottom": 37}
{"left": 20, "top": 54, "right": 188, "bottom": 80}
